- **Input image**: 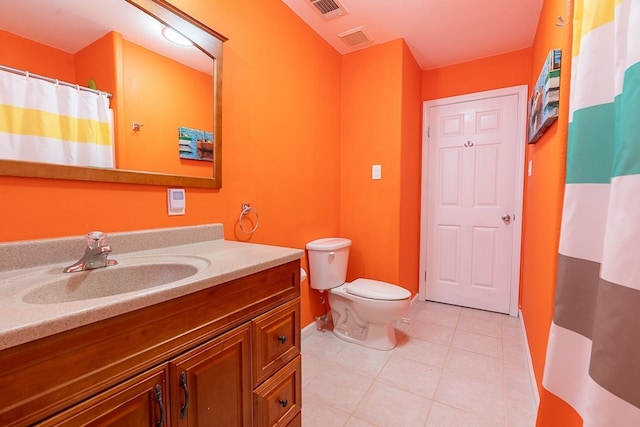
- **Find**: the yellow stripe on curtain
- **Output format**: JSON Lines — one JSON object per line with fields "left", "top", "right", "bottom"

{"left": 571, "top": 0, "right": 616, "bottom": 57}
{"left": 0, "top": 69, "right": 114, "bottom": 168}
{"left": 0, "top": 104, "right": 112, "bottom": 146}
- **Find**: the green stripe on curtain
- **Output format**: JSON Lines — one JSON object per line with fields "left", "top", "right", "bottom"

{"left": 613, "top": 62, "right": 640, "bottom": 178}
{"left": 566, "top": 103, "right": 614, "bottom": 184}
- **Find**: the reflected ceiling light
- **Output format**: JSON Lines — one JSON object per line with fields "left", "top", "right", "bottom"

{"left": 162, "top": 26, "right": 193, "bottom": 46}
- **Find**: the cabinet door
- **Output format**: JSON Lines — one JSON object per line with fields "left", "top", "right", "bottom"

{"left": 170, "top": 323, "right": 252, "bottom": 426}
{"left": 35, "top": 366, "right": 169, "bottom": 427}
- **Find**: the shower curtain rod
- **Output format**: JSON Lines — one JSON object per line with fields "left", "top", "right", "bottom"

{"left": 0, "top": 64, "right": 113, "bottom": 99}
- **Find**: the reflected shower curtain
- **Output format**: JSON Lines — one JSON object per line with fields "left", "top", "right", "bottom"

{"left": 541, "top": 0, "right": 640, "bottom": 425}
{"left": 0, "top": 70, "right": 114, "bottom": 168}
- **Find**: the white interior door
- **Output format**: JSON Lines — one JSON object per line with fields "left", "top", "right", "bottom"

{"left": 419, "top": 86, "right": 526, "bottom": 315}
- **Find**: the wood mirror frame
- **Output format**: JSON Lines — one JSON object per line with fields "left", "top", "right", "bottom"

{"left": 0, "top": 0, "right": 226, "bottom": 189}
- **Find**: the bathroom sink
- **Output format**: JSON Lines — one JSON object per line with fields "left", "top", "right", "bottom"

{"left": 22, "top": 256, "right": 210, "bottom": 304}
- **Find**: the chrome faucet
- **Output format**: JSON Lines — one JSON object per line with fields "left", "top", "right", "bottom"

{"left": 63, "top": 231, "right": 118, "bottom": 273}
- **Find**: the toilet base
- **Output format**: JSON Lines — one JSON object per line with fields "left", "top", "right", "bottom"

{"left": 332, "top": 320, "right": 398, "bottom": 351}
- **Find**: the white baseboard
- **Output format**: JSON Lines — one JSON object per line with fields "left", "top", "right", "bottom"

{"left": 410, "top": 293, "right": 419, "bottom": 308}
{"left": 301, "top": 320, "right": 319, "bottom": 341}
{"left": 519, "top": 309, "right": 540, "bottom": 408}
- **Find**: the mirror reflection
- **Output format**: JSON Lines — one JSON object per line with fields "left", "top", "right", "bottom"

{"left": 0, "top": 0, "right": 225, "bottom": 187}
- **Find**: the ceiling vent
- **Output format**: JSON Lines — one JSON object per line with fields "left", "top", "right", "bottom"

{"left": 309, "top": 0, "right": 348, "bottom": 20}
{"left": 338, "top": 27, "right": 373, "bottom": 48}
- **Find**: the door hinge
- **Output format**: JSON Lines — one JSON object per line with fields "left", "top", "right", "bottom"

{"left": 424, "top": 271, "right": 427, "bottom": 282}
{"left": 427, "top": 126, "right": 430, "bottom": 138}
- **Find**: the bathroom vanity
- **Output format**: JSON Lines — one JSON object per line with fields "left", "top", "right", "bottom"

{"left": 0, "top": 225, "right": 303, "bottom": 426}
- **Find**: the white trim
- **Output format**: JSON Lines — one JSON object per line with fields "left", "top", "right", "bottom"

{"left": 520, "top": 309, "right": 540, "bottom": 408}
{"left": 419, "top": 85, "right": 527, "bottom": 317}
{"left": 301, "top": 320, "right": 318, "bottom": 341}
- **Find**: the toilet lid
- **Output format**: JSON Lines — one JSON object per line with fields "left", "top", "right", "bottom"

{"left": 346, "top": 278, "right": 411, "bottom": 301}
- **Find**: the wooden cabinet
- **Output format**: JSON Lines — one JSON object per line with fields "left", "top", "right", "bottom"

{"left": 0, "top": 260, "right": 301, "bottom": 427}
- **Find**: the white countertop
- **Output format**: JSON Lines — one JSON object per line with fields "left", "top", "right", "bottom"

{"left": 0, "top": 226, "right": 303, "bottom": 351}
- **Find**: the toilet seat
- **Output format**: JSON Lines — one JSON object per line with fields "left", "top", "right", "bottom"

{"left": 346, "top": 278, "right": 411, "bottom": 301}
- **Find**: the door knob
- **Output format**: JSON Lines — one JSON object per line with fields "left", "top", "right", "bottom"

{"left": 501, "top": 213, "right": 512, "bottom": 223}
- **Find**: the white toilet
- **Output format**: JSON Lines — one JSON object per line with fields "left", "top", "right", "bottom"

{"left": 306, "top": 237, "right": 411, "bottom": 350}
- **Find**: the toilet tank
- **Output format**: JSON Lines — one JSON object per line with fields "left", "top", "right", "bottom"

{"left": 305, "top": 238, "right": 351, "bottom": 290}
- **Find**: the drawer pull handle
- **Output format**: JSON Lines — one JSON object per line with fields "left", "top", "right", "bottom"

{"left": 279, "top": 398, "right": 288, "bottom": 408}
{"left": 179, "top": 371, "right": 190, "bottom": 420}
{"left": 154, "top": 384, "right": 165, "bottom": 427}
{"left": 277, "top": 335, "right": 287, "bottom": 344}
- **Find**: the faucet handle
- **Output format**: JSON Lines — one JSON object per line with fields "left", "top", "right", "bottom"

{"left": 87, "top": 231, "right": 107, "bottom": 249}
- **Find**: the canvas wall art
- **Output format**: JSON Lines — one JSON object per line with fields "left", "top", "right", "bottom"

{"left": 178, "top": 126, "right": 214, "bottom": 161}
{"left": 528, "top": 49, "right": 561, "bottom": 143}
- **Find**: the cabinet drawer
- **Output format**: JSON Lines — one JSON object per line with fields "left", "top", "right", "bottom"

{"left": 252, "top": 298, "right": 300, "bottom": 386}
{"left": 253, "top": 356, "right": 301, "bottom": 427}
{"left": 286, "top": 411, "right": 301, "bottom": 427}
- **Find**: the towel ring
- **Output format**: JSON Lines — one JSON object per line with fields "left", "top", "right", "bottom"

{"left": 238, "top": 204, "right": 259, "bottom": 234}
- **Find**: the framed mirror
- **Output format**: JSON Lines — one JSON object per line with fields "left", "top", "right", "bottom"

{"left": 0, "top": 0, "right": 226, "bottom": 188}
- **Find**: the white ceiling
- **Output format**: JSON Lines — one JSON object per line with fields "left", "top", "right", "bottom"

{"left": 1, "top": 0, "right": 544, "bottom": 74}
{"left": 281, "top": 0, "right": 544, "bottom": 70}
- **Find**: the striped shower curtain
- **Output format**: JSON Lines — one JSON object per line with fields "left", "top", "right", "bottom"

{"left": 0, "top": 70, "right": 114, "bottom": 168}
{"left": 541, "top": 0, "right": 640, "bottom": 425}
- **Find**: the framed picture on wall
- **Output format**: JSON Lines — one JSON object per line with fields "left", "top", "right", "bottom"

{"left": 178, "top": 126, "right": 214, "bottom": 162}
{"left": 528, "top": 49, "right": 562, "bottom": 143}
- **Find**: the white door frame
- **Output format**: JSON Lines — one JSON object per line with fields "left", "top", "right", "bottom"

{"left": 418, "top": 85, "right": 527, "bottom": 317}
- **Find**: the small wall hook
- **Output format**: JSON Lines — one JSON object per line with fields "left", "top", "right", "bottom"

{"left": 132, "top": 122, "right": 144, "bottom": 132}
{"left": 555, "top": 16, "right": 565, "bottom": 27}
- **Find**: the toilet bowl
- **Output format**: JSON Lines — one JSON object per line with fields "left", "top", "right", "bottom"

{"left": 306, "top": 238, "right": 411, "bottom": 350}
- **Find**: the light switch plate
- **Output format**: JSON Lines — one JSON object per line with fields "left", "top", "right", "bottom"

{"left": 372, "top": 164, "right": 382, "bottom": 180}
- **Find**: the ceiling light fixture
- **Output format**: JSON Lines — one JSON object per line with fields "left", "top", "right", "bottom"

{"left": 162, "top": 26, "right": 193, "bottom": 46}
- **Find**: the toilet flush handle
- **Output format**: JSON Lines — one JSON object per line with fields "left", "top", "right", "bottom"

{"left": 328, "top": 251, "right": 335, "bottom": 259}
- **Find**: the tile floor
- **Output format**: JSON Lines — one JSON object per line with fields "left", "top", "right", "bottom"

{"left": 301, "top": 301, "right": 538, "bottom": 427}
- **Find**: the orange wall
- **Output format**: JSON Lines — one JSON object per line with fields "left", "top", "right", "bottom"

{"left": 75, "top": 32, "right": 118, "bottom": 97}
{"left": 0, "top": 0, "right": 343, "bottom": 329}
{"left": 0, "top": 31, "right": 76, "bottom": 81}
{"left": 525, "top": 0, "right": 579, "bottom": 425}
{"left": 399, "top": 41, "right": 423, "bottom": 296}
{"left": 340, "top": 39, "right": 422, "bottom": 295}
{"left": 422, "top": 48, "right": 532, "bottom": 100}
{"left": 120, "top": 39, "right": 213, "bottom": 177}
{"left": 523, "top": 0, "right": 570, "bottom": 394}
